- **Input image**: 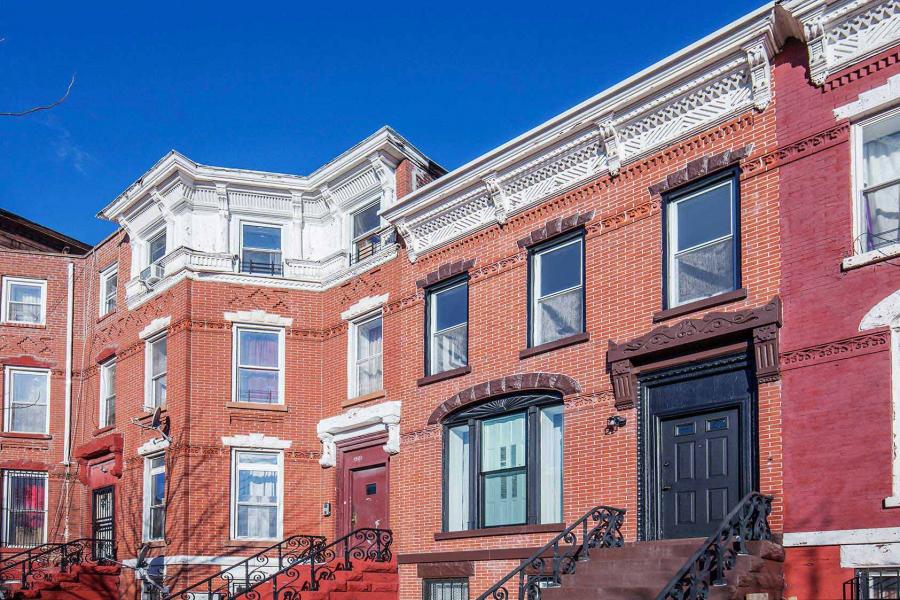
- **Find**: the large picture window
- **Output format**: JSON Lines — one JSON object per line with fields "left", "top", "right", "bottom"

{"left": 3, "top": 367, "right": 50, "bottom": 434}
{"left": 528, "top": 234, "right": 584, "bottom": 347}
{"left": 443, "top": 393, "right": 563, "bottom": 531}
{"left": 855, "top": 109, "right": 900, "bottom": 253}
{"left": 351, "top": 314, "right": 383, "bottom": 398}
{"left": 1, "top": 470, "right": 48, "bottom": 548}
{"left": 2, "top": 278, "right": 47, "bottom": 326}
{"left": 241, "top": 224, "right": 283, "bottom": 276}
{"left": 234, "top": 326, "right": 283, "bottom": 404}
{"left": 665, "top": 171, "right": 739, "bottom": 307}
{"left": 145, "top": 335, "right": 167, "bottom": 409}
{"left": 143, "top": 454, "right": 165, "bottom": 542}
{"left": 426, "top": 279, "right": 468, "bottom": 375}
{"left": 231, "top": 451, "right": 282, "bottom": 540}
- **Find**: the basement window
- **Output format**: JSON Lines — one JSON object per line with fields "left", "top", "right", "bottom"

{"left": 424, "top": 578, "right": 469, "bottom": 600}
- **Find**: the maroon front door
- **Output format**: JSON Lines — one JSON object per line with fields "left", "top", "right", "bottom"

{"left": 338, "top": 439, "right": 389, "bottom": 536}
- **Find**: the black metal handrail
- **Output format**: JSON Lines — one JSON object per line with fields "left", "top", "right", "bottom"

{"left": 0, "top": 538, "right": 115, "bottom": 589}
{"left": 655, "top": 492, "right": 773, "bottom": 600}
{"left": 238, "top": 528, "right": 393, "bottom": 600}
{"left": 477, "top": 505, "right": 627, "bottom": 600}
{"left": 163, "top": 534, "right": 325, "bottom": 600}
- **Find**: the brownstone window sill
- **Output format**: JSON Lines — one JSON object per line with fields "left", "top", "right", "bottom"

{"left": 343, "top": 390, "right": 386, "bottom": 408}
{"left": 0, "top": 321, "right": 47, "bottom": 329}
{"left": 0, "top": 432, "right": 51, "bottom": 440}
{"left": 520, "top": 332, "right": 590, "bottom": 359}
{"left": 226, "top": 402, "right": 288, "bottom": 412}
{"left": 226, "top": 540, "right": 278, "bottom": 549}
{"left": 652, "top": 288, "right": 747, "bottom": 322}
{"left": 93, "top": 425, "right": 115, "bottom": 437}
{"left": 145, "top": 540, "right": 167, "bottom": 549}
{"left": 417, "top": 365, "right": 471, "bottom": 387}
{"left": 434, "top": 523, "right": 565, "bottom": 541}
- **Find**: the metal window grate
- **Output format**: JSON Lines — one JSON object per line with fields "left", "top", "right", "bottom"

{"left": 424, "top": 578, "right": 469, "bottom": 600}
{"left": 845, "top": 568, "right": 900, "bottom": 599}
{"left": 2, "top": 470, "right": 48, "bottom": 548}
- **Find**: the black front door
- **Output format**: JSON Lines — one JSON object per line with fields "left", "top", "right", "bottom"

{"left": 91, "top": 487, "right": 114, "bottom": 560}
{"left": 659, "top": 407, "right": 741, "bottom": 539}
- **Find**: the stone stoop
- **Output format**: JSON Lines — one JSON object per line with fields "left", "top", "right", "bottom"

{"left": 235, "top": 560, "right": 399, "bottom": 600}
{"left": 3, "top": 563, "right": 120, "bottom": 600}
{"left": 541, "top": 538, "right": 785, "bottom": 600}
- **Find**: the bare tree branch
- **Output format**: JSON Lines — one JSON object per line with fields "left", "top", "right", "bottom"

{"left": 0, "top": 73, "right": 76, "bottom": 117}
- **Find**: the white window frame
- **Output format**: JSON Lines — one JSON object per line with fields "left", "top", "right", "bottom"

{"left": 231, "top": 324, "right": 285, "bottom": 404}
{"left": 230, "top": 449, "right": 284, "bottom": 541}
{"left": 1, "top": 277, "right": 47, "bottom": 326}
{"left": 2, "top": 470, "right": 49, "bottom": 548}
{"left": 239, "top": 221, "right": 284, "bottom": 276}
{"left": 144, "top": 334, "right": 167, "bottom": 411}
{"left": 852, "top": 105, "right": 900, "bottom": 257}
{"left": 665, "top": 177, "right": 737, "bottom": 308}
{"left": 529, "top": 235, "right": 584, "bottom": 347}
{"left": 142, "top": 453, "right": 166, "bottom": 542}
{"left": 3, "top": 367, "right": 50, "bottom": 434}
{"left": 99, "top": 264, "right": 118, "bottom": 317}
{"left": 347, "top": 311, "right": 383, "bottom": 399}
{"left": 147, "top": 228, "right": 168, "bottom": 267}
{"left": 349, "top": 199, "right": 383, "bottom": 263}
{"left": 99, "top": 359, "right": 116, "bottom": 428}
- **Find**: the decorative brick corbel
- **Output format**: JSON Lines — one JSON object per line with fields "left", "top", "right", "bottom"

{"left": 752, "top": 323, "right": 780, "bottom": 383}
{"left": 610, "top": 359, "right": 636, "bottom": 410}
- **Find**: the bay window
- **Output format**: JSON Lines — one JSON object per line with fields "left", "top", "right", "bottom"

{"left": 529, "top": 234, "right": 584, "bottom": 347}
{"left": 99, "top": 360, "right": 116, "bottom": 428}
{"left": 2, "top": 277, "right": 46, "bottom": 325}
{"left": 143, "top": 454, "right": 165, "bottom": 542}
{"left": 241, "top": 224, "right": 283, "bottom": 276}
{"left": 1, "top": 470, "right": 48, "bottom": 547}
{"left": 350, "top": 313, "right": 382, "bottom": 397}
{"left": 3, "top": 367, "right": 50, "bottom": 434}
{"left": 665, "top": 171, "right": 739, "bottom": 307}
{"left": 231, "top": 451, "right": 282, "bottom": 540}
{"left": 148, "top": 230, "right": 167, "bottom": 265}
{"left": 234, "top": 326, "right": 283, "bottom": 404}
{"left": 145, "top": 335, "right": 167, "bottom": 409}
{"left": 855, "top": 108, "right": 900, "bottom": 252}
{"left": 443, "top": 394, "right": 563, "bottom": 531}
{"left": 426, "top": 279, "right": 468, "bottom": 375}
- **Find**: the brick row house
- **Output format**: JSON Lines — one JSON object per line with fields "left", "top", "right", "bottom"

{"left": 1, "top": 1, "right": 899, "bottom": 599}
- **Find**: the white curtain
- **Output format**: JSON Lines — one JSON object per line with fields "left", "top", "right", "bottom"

{"left": 10, "top": 371, "right": 47, "bottom": 433}
{"left": 237, "top": 453, "right": 278, "bottom": 538}
{"left": 864, "top": 131, "right": 900, "bottom": 249}
{"left": 540, "top": 406, "right": 564, "bottom": 523}
{"left": 356, "top": 318, "right": 383, "bottom": 395}
{"left": 446, "top": 425, "right": 469, "bottom": 531}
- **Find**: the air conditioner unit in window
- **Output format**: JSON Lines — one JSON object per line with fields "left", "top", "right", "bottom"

{"left": 140, "top": 263, "right": 165, "bottom": 286}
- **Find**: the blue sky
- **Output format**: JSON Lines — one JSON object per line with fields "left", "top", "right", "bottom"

{"left": 0, "top": 1, "right": 762, "bottom": 245}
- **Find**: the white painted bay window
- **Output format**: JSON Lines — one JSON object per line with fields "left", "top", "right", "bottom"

{"left": 241, "top": 223, "right": 283, "bottom": 276}
{"left": 427, "top": 279, "right": 468, "bottom": 375}
{"left": 529, "top": 234, "right": 584, "bottom": 346}
{"left": 856, "top": 108, "right": 900, "bottom": 252}
{"left": 351, "top": 314, "right": 382, "bottom": 397}
{"left": 2, "top": 278, "right": 46, "bottom": 325}
{"left": 234, "top": 326, "right": 283, "bottom": 404}
{"left": 1, "top": 470, "right": 48, "bottom": 547}
{"left": 143, "top": 454, "right": 166, "bottom": 542}
{"left": 3, "top": 367, "right": 50, "bottom": 434}
{"left": 231, "top": 451, "right": 282, "bottom": 540}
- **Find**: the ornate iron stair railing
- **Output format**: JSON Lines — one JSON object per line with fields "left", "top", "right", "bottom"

{"left": 237, "top": 528, "right": 393, "bottom": 600}
{"left": 655, "top": 491, "right": 774, "bottom": 600}
{"left": 477, "top": 505, "right": 627, "bottom": 600}
{"left": 163, "top": 534, "right": 325, "bottom": 600}
{"left": 0, "top": 538, "right": 116, "bottom": 590}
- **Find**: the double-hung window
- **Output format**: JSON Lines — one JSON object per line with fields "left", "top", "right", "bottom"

{"left": 426, "top": 279, "right": 468, "bottom": 375}
{"left": 143, "top": 454, "right": 165, "bottom": 542}
{"left": 351, "top": 202, "right": 381, "bottom": 263}
{"left": 529, "top": 233, "right": 584, "bottom": 347}
{"left": 3, "top": 367, "right": 50, "bottom": 434}
{"left": 2, "top": 278, "right": 46, "bottom": 325}
{"left": 855, "top": 109, "right": 900, "bottom": 252}
{"left": 99, "top": 360, "right": 116, "bottom": 428}
{"left": 232, "top": 451, "right": 282, "bottom": 540}
{"left": 351, "top": 314, "right": 383, "bottom": 397}
{"left": 145, "top": 335, "right": 167, "bottom": 409}
{"left": 241, "top": 224, "right": 283, "bottom": 276}
{"left": 100, "top": 265, "right": 118, "bottom": 316}
{"left": 148, "top": 230, "right": 167, "bottom": 265}
{"left": 444, "top": 395, "right": 563, "bottom": 531}
{"left": 1, "top": 470, "right": 48, "bottom": 547}
{"left": 234, "top": 326, "right": 283, "bottom": 404}
{"left": 665, "top": 171, "right": 739, "bottom": 307}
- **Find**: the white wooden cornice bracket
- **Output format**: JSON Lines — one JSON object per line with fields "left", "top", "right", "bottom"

{"left": 596, "top": 117, "right": 623, "bottom": 176}
{"left": 482, "top": 173, "right": 510, "bottom": 225}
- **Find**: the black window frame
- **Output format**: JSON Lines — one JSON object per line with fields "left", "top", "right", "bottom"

{"left": 661, "top": 167, "right": 742, "bottom": 310}
{"left": 424, "top": 275, "right": 470, "bottom": 377}
{"left": 423, "top": 578, "right": 469, "bottom": 600}
{"left": 526, "top": 229, "right": 586, "bottom": 349}
{"left": 441, "top": 392, "right": 563, "bottom": 532}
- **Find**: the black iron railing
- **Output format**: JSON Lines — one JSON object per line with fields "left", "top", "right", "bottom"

{"left": 844, "top": 568, "right": 900, "bottom": 599}
{"left": 240, "top": 260, "right": 284, "bottom": 276}
{"left": 656, "top": 492, "right": 773, "bottom": 600}
{"left": 163, "top": 534, "right": 325, "bottom": 600}
{"left": 238, "top": 528, "right": 393, "bottom": 600}
{"left": 477, "top": 505, "right": 626, "bottom": 600}
{"left": 0, "top": 538, "right": 115, "bottom": 589}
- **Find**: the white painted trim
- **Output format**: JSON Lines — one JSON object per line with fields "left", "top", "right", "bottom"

{"left": 223, "top": 309, "right": 293, "bottom": 327}
{"left": 99, "top": 359, "right": 116, "bottom": 429}
{"left": 229, "top": 448, "right": 284, "bottom": 541}
{"left": 142, "top": 452, "right": 166, "bottom": 542}
{"left": 139, "top": 316, "right": 171, "bottom": 340}
{"left": 122, "top": 555, "right": 248, "bottom": 567}
{"left": 99, "top": 263, "right": 119, "bottom": 317}
{"left": 784, "top": 527, "right": 900, "bottom": 547}
{"left": 231, "top": 324, "right": 286, "bottom": 404}
{"left": 137, "top": 437, "right": 170, "bottom": 456}
{"left": 1, "top": 277, "right": 47, "bottom": 326}
{"left": 143, "top": 333, "right": 168, "bottom": 411}
{"left": 340, "top": 293, "right": 389, "bottom": 322}
{"left": 221, "top": 433, "right": 292, "bottom": 450}
{"left": 836, "top": 74, "right": 900, "bottom": 121}
{"left": 316, "top": 401, "right": 401, "bottom": 467}
{"left": 861, "top": 289, "right": 900, "bottom": 330}
{"left": 842, "top": 542, "right": 900, "bottom": 568}
{"left": 843, "top": 242, "right": 900, "bottom": 270}
{"left": 3, "top": 366, "right": 51, "bottom": 435}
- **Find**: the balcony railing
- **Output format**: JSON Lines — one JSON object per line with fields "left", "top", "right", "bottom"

{"left": 239, "top": 259, "right": 284, "bottom": 277}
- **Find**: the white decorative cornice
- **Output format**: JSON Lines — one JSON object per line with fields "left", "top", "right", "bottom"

{"left": 221, "top": 433, "right": 292, "bottom": 450}
{"left": 139, "top": 316, "right": 171, "bottom": 340}
{"left": 482, "top": 173, "right": 510, "bottom": 224}
{"left": 137, "top": 437, "right": 170, "bottom": 456}
{"left": 861, "top": 288, "right": 900, "bottom": 330}
{"left": 215, "top": 183, "right": 229, "bottom": 214}
{"left": 596, "top": 117, "right": 622, "bottom": 176}
{"left": 150, "top": 188, "right": 176, "bottom": 222}
{"left": 316, "top": 401, "right": 401, "bottom": 468}
{"left": 340, "top": 293, "right": 389, "bottom": 322}
{"left": 223, "top": 309, "right": 293, "bottom": 327}
{"left": 745, "top": 42, "right": 773, "bottom": 110}
{"left": 835, "top": 73, "right": 900, "bottom": 120}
